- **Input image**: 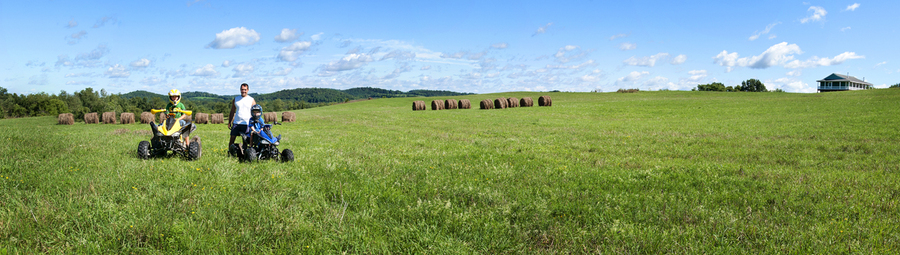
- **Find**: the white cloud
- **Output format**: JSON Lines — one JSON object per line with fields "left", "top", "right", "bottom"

{"left": 267, "top": 67, "right": 292, "bottom": 76}
{"left": 222, "top": 60, "right": 231, "bottom": 67}
{"left": 491, "top": 43, "right": 508, "bottom": 49}
{"left": 140, "top": 76, "right": 164, "bottom": 85}
{"left": 801, "top": 6, "right": 827, "bottom": 23}
{"left": 547, "top": 59, "right": 595, "bottom": 70}
{"left": 624, "top": 53, "right": 670, "bottom": 67}
{"left": 617, "top": 71, "right": 649, "bottom": 84}
{"left": 749, "top": 22, "right": 780, "bottom": 41}
{"left": 875, "top": 61, "right": 887, "bottom": 67}
{"left": 70, "top": 30, "right": 87, "bottom": 40}
{"left": 65, "top": 72, "right": 91, "bottom": 77}
{"left": 840, "top": 27, "right": 851, "bottom": 32}
{"left": 93, "top": 16, "right": 117, "bottom": 28}
{"left": 687, "top": 70, "right": 707, "bottom": 82}
{"left": 671, "top": 54, "right": 687, "bottom": 65}
{"left": 274, "top": 28, "right": 301, "bottom": 42}
{"left": 206, "top": 27, "right": 260, "bottom": 49}
{"left": 845, "top": 3, "right": 860, "bottom": 11}
{"left": 311, "top": 32, "right": 324, "bottom": 41}
{"left": 278, "top": 41, "right": 312, "bottom": 61}
{"left": 580, "top": 69, "right": 604, "bottom": 82}
{"left": 105, "top": 64, "right": 130, "bottom": 78}
{"left": 467, "top": 51, "right": 487, "bottom": 60}
{"left": 787, "top": 70, "right": 802, "bottom": 76}
{"left": 66, "top": 19, "right": 78, "bottom": 28}
{"left": 380, "top": 50, "right": 416, "bottom": 61}
{"left": 554, "top": 45, "right": 587, "bottom": 63}
{"left": 619, "top": 43, "right": 636, "bottom": 51}
{"left": 784, "top": 52, "right": 864, "bottom": 68}
{"left": 322, "top": 53, "right": 373, "bottom": 72}
{"left": 609, "top": 33, "right": 628, "bottom": 40}
{"left": 383, "top": 64, "right": 412, "bottom": 79}
{"left": 190, "top": 64, "right": 219, "bottom": 77}
{"left": 771, "top": 78, "right": 816, "bottom": 93}
{"left": 130, "top": 58, "right": 150, "bottom": 68}
{"left": 232, "top": 63, "right": 254, "bottom": 77}
{"left": 713, "top": 42, "right": 802, "bottom": 71}
{"left": 533, "top": 22, "right": 552, "bottom": 36}
{"left": 440, "top": 51, "right": 467, "bottom": 59}
{"left": 420, "top": 65, "right": 431, "bottom": 70}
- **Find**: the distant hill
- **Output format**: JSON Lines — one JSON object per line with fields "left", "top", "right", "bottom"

{"left": 121, "top": 87, "right": 472, "bottom": 103}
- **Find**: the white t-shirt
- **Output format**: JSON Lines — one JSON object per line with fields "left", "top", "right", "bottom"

{"left": 232, "top": 95, "right": 254, "bottom": 125}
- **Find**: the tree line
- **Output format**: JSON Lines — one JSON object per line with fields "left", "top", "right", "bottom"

{"left": 0, "top": 86, "right": 472, "bottom": 120}
{"left": 692, "top": 79, "right": 775, "bottom": 92}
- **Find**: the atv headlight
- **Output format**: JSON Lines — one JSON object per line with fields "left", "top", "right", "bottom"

{"left": 172, "top": 132, "right": 181, "bottom": 137}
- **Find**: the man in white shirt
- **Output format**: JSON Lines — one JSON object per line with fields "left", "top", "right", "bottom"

{"left": 228, "top": 83, "right": 256, "bottom": 149}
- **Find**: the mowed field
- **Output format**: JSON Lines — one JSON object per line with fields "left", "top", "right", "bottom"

{"left": 2, "top": 90, "right": 899, "bottom": 253}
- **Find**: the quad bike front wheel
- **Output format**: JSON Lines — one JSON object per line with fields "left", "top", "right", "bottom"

{"left": 244, "top": 147, "right": 257, "bottom": 163}
{"left": 281, "top": 149, "right": 294, "bottom": 162}
{"left": 187, "top": 139, "right": 202, "bottom": 160}
{"left": 137, "top": 141, "right": 151, "bottom": 160}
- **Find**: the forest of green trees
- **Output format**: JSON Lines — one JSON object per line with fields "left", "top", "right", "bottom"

{"left": 0, "top": 86, "right": 472, "bottom": 120}
{"left": 693, "top": 79, "right": 775, "bottom": 92}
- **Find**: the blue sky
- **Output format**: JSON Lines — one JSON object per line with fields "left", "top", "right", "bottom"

{"left": 1, "top": 0, "right": 897, "bottom": 95}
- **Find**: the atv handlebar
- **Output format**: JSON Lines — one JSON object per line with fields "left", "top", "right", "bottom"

{"left": 150, "top": 108, "right": 192, "bottom": 116}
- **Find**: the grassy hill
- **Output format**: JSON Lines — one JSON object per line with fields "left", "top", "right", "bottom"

{"left": 2, "top": 90, "right": 899, "bottom": 253}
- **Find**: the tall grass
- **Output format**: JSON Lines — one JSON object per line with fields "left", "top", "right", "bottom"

{"left": 1, "top": 90, "right": 898, "bottom": 253}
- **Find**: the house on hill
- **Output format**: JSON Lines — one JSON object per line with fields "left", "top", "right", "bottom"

{"left": 816, "top": 73, "right": 872, "bottom": 92}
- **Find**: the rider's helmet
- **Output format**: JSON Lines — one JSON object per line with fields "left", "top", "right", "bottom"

{"left": 250, "top": 104, "right": 263, "bottom": 121}
{"left": 168, "top": 89, "right": 181, "bottom": 105}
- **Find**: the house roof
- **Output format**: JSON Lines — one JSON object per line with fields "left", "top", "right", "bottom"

{"left": 816, "top": 73, "right": 872, "bottom": 85}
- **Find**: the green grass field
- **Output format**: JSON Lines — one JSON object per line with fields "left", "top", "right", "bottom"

{"left": 2, "top": 90, "right": 899, "bottom": 253}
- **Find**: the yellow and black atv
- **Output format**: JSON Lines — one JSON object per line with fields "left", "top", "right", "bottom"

{"left": 137, "top": 108, "right": 201, "bottom": 160}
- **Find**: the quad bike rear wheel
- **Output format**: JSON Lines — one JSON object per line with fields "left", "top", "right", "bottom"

{"left": 137, "top": 141, "right": 151, "bottom": 160}
{"left": 281, "top": 149, "right": 294, "bottom": 162}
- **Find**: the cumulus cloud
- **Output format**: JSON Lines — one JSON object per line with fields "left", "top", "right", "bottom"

{"left": 771, "top": 78, "right": 816, "bottom": 93}
{"left": 311, "top": 32, "right": 324, "bottom": 41}
{"left": 383, "top": 63, "right": 412, "bottom": 79}
{"left": 801, "top": 6, "right": 827, "bottom": 23}
{"left": 713, "top": 42, "right": 802, "bottom": 71}
{"left": 579, "top": 69, "right": 604, "bottom": 82}
{"left": 671, "top": 54, "right": 687, "bottom": 65}
{"left": 105, "top": 64, "right": 130, "bottom": 78}
{"left": 67, "top": 30, "right": 87, "bottom": 44}
{"left": 206, "top": 27, "right": 260, "bottom": 49}
{"left": 141, "top": 76, "right": 164, "bottom": 85}
{"left": 845, "top": 3, "right": 860, "bottom": 11}
{"left": 130, "top": 58, "right": 150, "bottom": 68}
{"left": 616, "top": 71, "right": 649, "bottom": 85}
{"left": 749, "top": 22, "right": 780, "bottom": 41}
{"left": 232, "top": 63, "right": 254, "bottom": 77}
{"left": 786, "top": 70, "right": 802, "bottom": 76}
{"left": 267, "top": 67, "right": 292, "bottom": 76}
{"left": 190, "top": 64, "right": 219, "bottom": 77}
{"left": 554, "top": 45, "right": 587, "bottom": 63}
{"left": 322, "top": 53, "right": 373, "bottom": 72}
{"left": 619, "top": 43, "right": 636, "bottom": 51}
{"left": 420, "top": 65, "right": 431, "bottom": 70}
{"left": 491, "top": 43, "right": 508, "bottom": 49}
{"left": 66, "top": 18, "right": 78, "bottom": 28}
{"left": 533, "top": 22, "right": 553, "bottom": 36}
{"left": 609, "top": 33, "right": 628, "bottom": 40}
{"left": 222, "top": 60, "right": 231, "bottom": 67}
{"left": 687, "top": 70, "right": 707, "bottom": 82}
{"left": 274, "top": 28, "right": 301, "bottom": 42}
{"left": 278, "top": 41, "right": 312, "bottom": 61}
{"left": 624, "top": 53, "right": 670, "bottom": 67}
{"left": 783, "top": 52, "right": 864, "bottom": 68}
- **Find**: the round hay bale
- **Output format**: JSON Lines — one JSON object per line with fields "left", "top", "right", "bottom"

{"left": 264, "top": 112, "right": 277, "bottom": 123}
{"left": 281, "top": 112, "right": 296, "bottom": 122}
{"left": 458, "top": 99, "right": 471, "bottom": 109}
{"left": 210, "top": 113, "right": 224, "bottom": 124}
{"left": 84, "top": 112, "right": 99, "bottom": 124}
{"left": 538, "top": 95, "right": 552, "bottom": 106}
{"left": 507, "top": 97, "right": 519, "bottom": 108}
{"left": 431, "top": 100, "right": 445, "bottom": 110}
{"left": 444, "top": 99, "right": 458, "bottom": 110}
{"left": 140, "top": 112, "right": 155, "bottom": 124}
{"left": 493, "top": 98, "right": 508, "bottom": 109}
{"left": 102, "top": 112, "right": 117, "bottom": 124}
{"left": 480, "top": 99, "right": 494, "bottom": 110}
{"left": 412, "top": 101, "right": 426, "bottom": 111}
{"left": 119, "top": 112, "right": 135, "bottom": 124}
{"left": 520, "top": 97, "right": 534, "bottom": 107}
{"left": 58, "top": 113, "right": 74, "bottom": 125}
{"left": 195, "top": 113, "right": 209, "bottom": 124}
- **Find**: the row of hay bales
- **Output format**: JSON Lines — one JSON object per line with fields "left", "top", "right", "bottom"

{"left": 413, "top": 96, "right": 551, "bottom": 111}
{"left": 60, "top": 111, "right": 298, "bottom": 125}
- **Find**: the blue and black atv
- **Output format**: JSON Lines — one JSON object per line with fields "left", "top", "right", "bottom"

{"left": 228, "top": 105, "right": 293, "bottom": 163}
